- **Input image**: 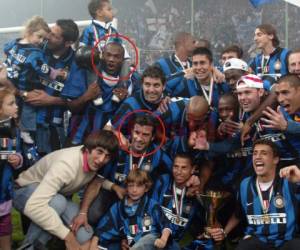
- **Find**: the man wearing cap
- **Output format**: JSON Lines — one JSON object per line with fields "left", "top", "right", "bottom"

{"left": 197, "top": 75, "right": 295, "bottom": 183}
{"left": 223, "top": 58, "right": 249, "bottom": 93}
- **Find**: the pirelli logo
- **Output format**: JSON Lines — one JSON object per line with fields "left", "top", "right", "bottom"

{"left": 161, "top": 206, "right": 188, "bottom": 227}
{"left": 247, "top": 213, "right": 286, "bottom": 225}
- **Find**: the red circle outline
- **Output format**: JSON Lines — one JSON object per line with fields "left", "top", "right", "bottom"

{"left": 117, "top": 109, "right": 166, "bottom": 158}
{"left": 91, "top": 33, "right": 139, "bottom": 82}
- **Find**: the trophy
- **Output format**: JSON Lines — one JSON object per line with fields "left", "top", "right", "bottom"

{"left": 198, "top": 190, "right": 231, "bottom": 239}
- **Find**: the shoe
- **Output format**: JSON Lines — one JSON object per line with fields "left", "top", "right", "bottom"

{"left": 16, "top": 242, "right": 34, "bottom": 250}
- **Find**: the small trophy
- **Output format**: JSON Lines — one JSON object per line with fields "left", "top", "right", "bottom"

{"left": 198, "top": 190, "right": 231, "bottom": 239}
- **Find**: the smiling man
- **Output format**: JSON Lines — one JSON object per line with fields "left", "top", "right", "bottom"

{"left": 111, "top": 65, "right": 166, "bottom": 131}
{"left": 168, "top": 47, "right": 229, "bottom": 110}
{"left": 151, "top": 153, "right": 198, "bottom": 250}
{"left": 209, "top": 139, "right": 300, "bottom": 250}
{"left": 13, "top": 130, "right": 119, "bottom": 250}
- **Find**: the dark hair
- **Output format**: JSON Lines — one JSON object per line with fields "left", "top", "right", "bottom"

{"left": 192, "top": 47, "right": 213, "bottom": 63}
{"left": 142, "top": 65, "right": 166, "bottom": 85}
{"left": 56, "top": 19, "right": 79, "bottom": 43}
{"left": 125, "top": 169, "right": 152, "bottom": 190}
{"left": 88, "top": 0, "right": 110, "bottom": 19}
{"left": 221, "top": 45, "right": 243, "bottom": 59}
{"left": 196, "top": 38, "right": 211, "bottom": 50}
{"left": 82, "top": 130, "right": 119, "bottom": 157}
{"left": 256, "top": 24, "right": 280, "bottom": 47}
{"left": 133, "top": 114, "right": 157, "bottom": 136}
{"left": 219, "top": 93, "right": 240, "bottom": 120}
{"left": 174, "top": 152, "right": 194, "bottom": 166}
{"left": 278, "top": 74, "right": 300, "bottom": 88}
{"left": 253, "top": 139, "right": 279, "bottom": 157}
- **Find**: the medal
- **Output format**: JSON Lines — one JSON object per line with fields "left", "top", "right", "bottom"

{"left": 173, "top": 183, "right": 186, "bottom": 224}
{"left": 129, "top": 151, "right": 146, "bottom": 171}
{"left": 256, "top": 179, "right": 273, "bottom": 224}
{"left": 143, "top": 160, "right": 152, "bottom": 171}
{"left": 274, "top": 60, "right": 282, "bottom": 71}
{"left": 262, "top": 214, "right": 271, "bottom": 224}
{"left": 199, "top": 76, "right": 214, "bottom": 107}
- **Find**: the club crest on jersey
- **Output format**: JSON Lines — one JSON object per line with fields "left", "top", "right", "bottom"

{"left": 274, "top": 194, "right": 285, "bottom": 208}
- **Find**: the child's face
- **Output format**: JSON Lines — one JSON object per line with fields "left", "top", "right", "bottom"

{"left": 0, "top": 94, "right": 18, "bottom": 119}
{"left": 96, "top": 2, "right": 114, "bottom": 23}
{"left": 28, "top": 29, "right": 48, "bottom": 46}
{"left": 127, "top": 182, "right": 147, "bottom": 202}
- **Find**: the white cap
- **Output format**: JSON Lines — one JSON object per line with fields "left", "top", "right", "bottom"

{"left": 223, "top": 58, "right": 248, "bottom": 72}
{"left": 236, "top": 74, "right": 264, "bottom": 90}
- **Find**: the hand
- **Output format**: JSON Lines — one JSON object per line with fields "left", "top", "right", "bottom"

{"left": 89, "top": 236, "right": 99, "bottom": 250}
{"left": 206, "top": 228, "right": 226, "bottom": 242}
{"left": 188, "top": 131, "right": 197, "bottom": 148}
{"left": 218, "top": 120, "right": 241, "bottom": 136}
{"left": 113, "top": 88, "right": 128, "bottom": 101}
{"left": 112, "top": 184, "right": 127, "bottom": 200}
{"left": 212, "top": 67, "right": 225, "bottom": 83}
{"left": 64, "top": 231, "right": 82, "bottom": 250}
{"left": 193, "top": 130, "right": 209, "bottom": 150}
{"left": 25, "top": 89, "right": 53, "bottom": 106}
{"left": 279, "top": 165, "right": 300, "bottom": 183}
{"left": 120, "top": 238, "right": 129, "bottom": 250}
{"left": 154, "top": 238, "right": 167, "bottom": 249}
{"left": 185, "top": 175, "right": 201, "bottom": 196}
{"left": 83, "top": 82, "right": 101, "bottom": 102}
{"left": 71, "top": 212, "right": 91, "bottom": 233}
{"left": 7, "top": 154, "right": 21, "bottom": 168}
{"left": 240, "top": 121, "right": 251, "bottom": 146}
{"left": 157, "top": 96, "right": 171, "bottom": 113}
{"left": 261, "top": 106, "right": 288, "bottom": 131}
{"left": 184, "top": 68, "right": 194, "bottom": 79}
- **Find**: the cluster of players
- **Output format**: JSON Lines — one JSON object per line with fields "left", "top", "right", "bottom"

{"left": 1, "top": 0, "right": 300, "bottom": 249}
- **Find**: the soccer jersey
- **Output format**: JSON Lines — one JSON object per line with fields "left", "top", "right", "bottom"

{"left": 96, "top": 195, "right": 170, "bottom": 247}
{"left": 237, "top": 175, "right": 300, "bottom": 247}
{"left": 152, "top": 174, "right": 197, "bottom": 240}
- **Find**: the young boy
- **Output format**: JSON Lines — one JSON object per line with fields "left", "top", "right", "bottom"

{"left": 94, "top": 169, "right": 172, "bottom": 250}
{"left": 80, "top": 0, "right": 116, "bottom": 49}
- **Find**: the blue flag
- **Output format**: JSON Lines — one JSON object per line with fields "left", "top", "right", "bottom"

{"left": 250, "top": 0, "right": 277, "bottom": 8}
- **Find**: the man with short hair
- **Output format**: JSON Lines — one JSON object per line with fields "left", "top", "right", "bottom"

{"left": 71, "top": 114, "right": 172, "bottom": 228}
{"left": 220, "top": 45, "right": 243, "bottom": 67}
{"left": 111, "top": 65, "right": 166, "bottom": 130}
{"left": 62, "top": 41, "right": 140, "bottom": 145}
{"left": 155, "top": 32, "right": 197, "bottom": 78}
{"left": 13, "top": 130, "right": 119, "bottom": 250}
{"left": 210, "top": 139, "right": 300, "bottom": 250}
{"left": 168, "top": 47, "right": 229, "bottom": 110}
{"left": 152, "top": 153, "right": 198, "bottom": 250}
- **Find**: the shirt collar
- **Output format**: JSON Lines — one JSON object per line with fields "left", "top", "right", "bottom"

{"left": 93, "top": 19, "right": 112, "bottom": 30}
{"left": 83, "top": 151, "right": 91, "bottom": 172}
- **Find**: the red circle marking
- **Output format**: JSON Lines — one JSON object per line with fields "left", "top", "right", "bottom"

{"left": 117, "top": 109, "right": 166, "bottom": 158}
{"left": 91, "top": 33, "right": 139, "bottom": 82}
